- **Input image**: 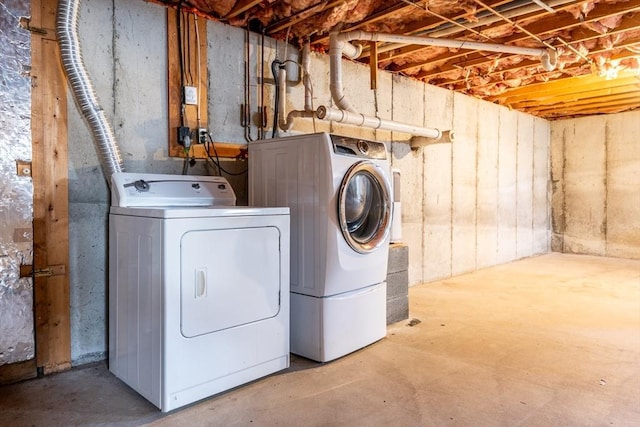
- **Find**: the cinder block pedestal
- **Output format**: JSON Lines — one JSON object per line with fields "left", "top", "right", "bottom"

{"left": 386, "top": 244, "right": 409, "bottom": 325}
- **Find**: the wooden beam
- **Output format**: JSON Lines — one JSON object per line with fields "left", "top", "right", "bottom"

{"left": 167, "top": 8, "right": 209, "bottom": 158}
{"left": 526, "top": 92, "right": 640, "bottom": 114}
{"left": 535, "top": 101, "right": 640, "bottom": 118}
{"left": 266, "top": 1, "right": 344, "bottom": 35}
{"left": 488, "top": 69, "right": 640, "bottom": 104}
{"left": 361, "top": 0, "right": 539, "bottom": 61}
{"left": 224, "top": 0, "right": 263, "bottom": 20}
{"left": 195, "top": 141, "right": 249, "bottom": 160}
{"left": 432, "top": 37, "right": 640, "bottom": 91}
{"left": 388, "top": 3, "right": 640, "bottom": 75}
{"left": 0, "top": 359, "right": 37, "bottom": 385}
{"left": 403, "top": 16, "right": 640, "bottom": 77}
{"left": 514, "top": 83, "right": 640, "bottom": 108}
{"left": 501, "top": 76, "right": 640, "bottom": 107}
{"left": 310, "top": 2, "right": 415, "bottom": 45}
{"left": 370, "top": 41, "right": 378, "bottom": 90}
{"left": 31, "top": 0, "right": 71, "bottom": 375}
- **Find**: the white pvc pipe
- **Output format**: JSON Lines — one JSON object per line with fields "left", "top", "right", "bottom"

{"left": 316, "top": 106, "right": 441, "bottom": 139}
{"left": 329, "top": 31, "right": 557, "bottom": 113}
{"left": 277, "top": 45, "right": 317, "bottom": 132}
{"left": 338, "top": 30, "right": 549, "bottom": 59}
{"left": 329, "top": 33, "right": 356, "bottom": 112}
{"left": 284, "top": 110, "right": 317, "bottom": 130}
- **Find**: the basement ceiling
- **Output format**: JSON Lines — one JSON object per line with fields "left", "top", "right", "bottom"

{"left": 153, "top": 0, "right": 640, "bottom": 119}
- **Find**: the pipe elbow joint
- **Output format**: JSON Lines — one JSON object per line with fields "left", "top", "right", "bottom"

{"left": 541, "top": 48, "right": 558, "bottom": 72}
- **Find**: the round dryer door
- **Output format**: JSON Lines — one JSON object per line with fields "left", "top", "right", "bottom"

{"left": 338, "top": 160, "right": 392, "bottom": 254}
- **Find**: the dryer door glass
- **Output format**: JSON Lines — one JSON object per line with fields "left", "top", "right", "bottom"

{"left": 338, "top": 161, "right": 392, "bottom": 254}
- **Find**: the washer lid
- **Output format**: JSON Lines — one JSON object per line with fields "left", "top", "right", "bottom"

{"left": 111, "top": 172, "right": 236, "bottom": 207}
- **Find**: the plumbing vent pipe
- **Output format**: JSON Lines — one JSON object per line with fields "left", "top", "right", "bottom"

{"left": 327, "top": 31, "right": 444, "bottom": 139}
{"left": 57, "top": 0, "right": 124, "bottom": 183}
{"left": 329, "top": 31, "right": 556, "bottom": 115}
{"left": 334, "top": 31, "right": 557, "bottom": 72}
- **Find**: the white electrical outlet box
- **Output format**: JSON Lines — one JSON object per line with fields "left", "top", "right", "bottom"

{"left": 184, "top": 86, "right": 198, "bottom": 105}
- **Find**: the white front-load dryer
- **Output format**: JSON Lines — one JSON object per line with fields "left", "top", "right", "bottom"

{"left": 109, "top": 173, "right": 290, "bottom": 412}
{"left": 249, "top": 133, "right": 392, "bottom": 362}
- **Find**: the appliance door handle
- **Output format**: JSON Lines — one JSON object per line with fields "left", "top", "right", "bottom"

{"left": 195, "top": 268, "right": 207, "bottom": 298}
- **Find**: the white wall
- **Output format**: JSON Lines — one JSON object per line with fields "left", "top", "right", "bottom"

{"left": 551, "top": 111, "right": 640, "bottom": 260}
{"left": 67, "top": 1, "right": 550, "bottom": 364}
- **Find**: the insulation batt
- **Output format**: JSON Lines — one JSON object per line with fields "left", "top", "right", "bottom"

{"left": 153, "top": 0, "right": 638, "bottom": 108}
{"left": 190, "top": 0, "right": 235, "bottom": 16}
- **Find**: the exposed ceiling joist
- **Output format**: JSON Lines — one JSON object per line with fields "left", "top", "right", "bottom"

{"left": 146, "top": 0, "right": 640, "bottom": 120}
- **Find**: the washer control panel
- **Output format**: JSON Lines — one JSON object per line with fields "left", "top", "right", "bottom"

{"left": 331, "top": 135, "right": 387, "bottom": 160}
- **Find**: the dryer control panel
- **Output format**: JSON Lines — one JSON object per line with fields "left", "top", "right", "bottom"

{"left": 111, "top": 172, "right": 236, "bottom": 207}
{"left": 331, "top": 135, "right": 387, "bottom": 160}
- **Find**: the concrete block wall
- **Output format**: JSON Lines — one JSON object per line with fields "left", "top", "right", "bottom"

{"left": 386, "top": 245, "right": 409, "bottom": 325}
{"left": 67, "top": 1, "right": 551, "bottom": 365}
{"left": 550, "top": 111, "right": 640, "bottom": 259}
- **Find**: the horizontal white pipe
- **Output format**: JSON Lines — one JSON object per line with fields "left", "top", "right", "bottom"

{"left": 410, "top": 131, "right": 455, "bottom": 149}
{"left": 339, "top": 30, "right": 547, "bottom": 58}
{"left": 316, "top": 106, "right": 441, "bottom": 139}
{"left": 281, "top": 110, "right": 316, "bottom": 131}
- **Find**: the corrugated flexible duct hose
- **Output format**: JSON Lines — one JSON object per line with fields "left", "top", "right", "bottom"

{"left": 57, "top": 0, "right": 124, "bottom": 184}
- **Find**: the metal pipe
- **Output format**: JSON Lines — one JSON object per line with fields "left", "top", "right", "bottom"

{"left": 316, "top": 106, "right": 441, "bottom": 139}
{"left": 277, "top": 63, "right": 291, "bottom": 130}
{"left": 57, "top": 0, "right": 124, "bottom": 183}
{"left": 302, "top": 42, "right": 312, "bottom": 111}
{"left": 363, "top": 0, "right": 575, "bottom": 58}
{"left": 426, "top": 0, "right": 572, "bottom": 38}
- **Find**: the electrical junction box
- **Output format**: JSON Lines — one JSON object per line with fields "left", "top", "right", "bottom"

{"left": 184, "top": 86, "right": 198, "bottom": 105}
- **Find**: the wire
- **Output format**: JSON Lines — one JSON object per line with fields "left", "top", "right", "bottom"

{"left": 194, "top": 13, "right": 202, "bottom": 129}
{"left": 244, "top": 24, "right": 254, "bottom": 142}
{"left": 271, "top": 59, "right": 283, "bottom": 138}
{"left": 204, "top": 131, "right": 248, "bottom": 176}
{"left": 176, "top": 5, "right": 187, "bottom": 126}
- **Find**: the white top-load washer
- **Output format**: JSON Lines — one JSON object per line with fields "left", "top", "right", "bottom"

{"left": 249, "top": 133, "right": 392, "bottom": 362}
{"left": 108, "top": 172, "right": 290, "bottom": 412}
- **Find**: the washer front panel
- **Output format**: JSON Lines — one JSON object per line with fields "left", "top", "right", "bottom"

{"left": 337, "top": 160, "right": 392, "bottom": 254}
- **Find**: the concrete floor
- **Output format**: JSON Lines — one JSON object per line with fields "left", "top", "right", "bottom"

{"left": 1, "top": 253, "right": 639, "bottom": 426}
